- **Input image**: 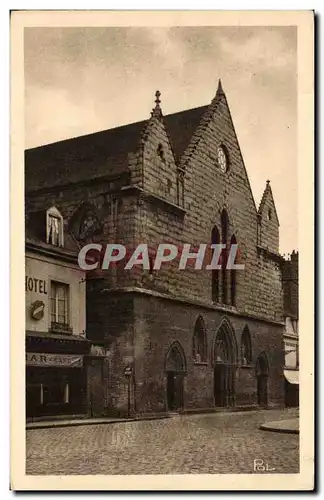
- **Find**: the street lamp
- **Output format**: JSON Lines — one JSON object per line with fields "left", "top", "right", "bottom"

{"left": 124, "top": 366, "right": 132, "bottom": 417}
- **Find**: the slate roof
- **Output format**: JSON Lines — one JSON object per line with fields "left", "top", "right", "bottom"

{"left": 25, "top": 105, "right": 209, "bottom": 192}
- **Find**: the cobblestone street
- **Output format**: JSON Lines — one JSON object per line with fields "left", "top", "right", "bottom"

{"left": 26, "top": 409, "right": 299, "bottom": 475}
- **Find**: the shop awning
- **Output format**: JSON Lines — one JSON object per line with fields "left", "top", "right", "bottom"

{"left": 284, "top": 369, "right": 299, "bottom": 385}
{"left": 26, "top": 330, "right": 89, "bottom": 342}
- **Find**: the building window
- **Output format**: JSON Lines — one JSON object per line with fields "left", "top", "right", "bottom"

{"left": 177, "top": 169, "right": 185, "bottom": 207}
{"left": 211, "top": 226, "right": 220, "bottom": 302}
{"left": 193, "top": 316, "right": 207, "bottom": 363}
{"left": 157, "top": 143, "right": 165, "bottom": 162}
{"left": 241, "top": 327, "right": 252, "bottom": 365}
{"left": 50, "top": 281, "right": 69, "bottom": 328}
{"left": 230, "top": 234, "right": 237, "bottom": 306}
{"left": 257, "top": 216, "right": 262, "bottom": 246}
{"left": 46, "top": 207, "right": 64, "bottom": 247}
{"left": 221, "top": 209, "right": 229, "bottom": 304}
{"left": 284, "top": 341, "right": 297, "bottom": 369}
{"left": 267, "top": 208, "right": 272, "bottom": 221}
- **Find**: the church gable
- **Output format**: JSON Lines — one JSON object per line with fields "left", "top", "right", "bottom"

{"left": 181, "top": 81, "right": 259, "bottom": 247}
{"left": 141, "top": 92, "right": 180, "bottom": 207}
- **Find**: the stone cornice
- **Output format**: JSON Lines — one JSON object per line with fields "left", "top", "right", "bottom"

{"left": 121, "top": 185, "right": 187, "bottom": 216}
{"left": 101, "top": 286, "right": 285, "bottom": 327}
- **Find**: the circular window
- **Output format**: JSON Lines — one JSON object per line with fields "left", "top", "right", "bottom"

{"left": 217, "top": 145, "right": 228, "bottom": 173}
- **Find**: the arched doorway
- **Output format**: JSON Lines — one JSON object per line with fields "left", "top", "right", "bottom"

{"left": 165, "top": 342, "right": 186, "bottom": 412}
{"left": 256, "top": 352, "right": 269, "bottom": 406}
{"left": 213, "top": 320, "right": 237, "bottom": 407}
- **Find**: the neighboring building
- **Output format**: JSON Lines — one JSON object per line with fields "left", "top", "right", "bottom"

{"left": 283, "top": 250, "right": 299, "bottom": 407}
{"left": 25, "top": 206, "right": 108, "bottom": 419}
{"left": 25, "top": 82, "right": 286, "bottom": 417}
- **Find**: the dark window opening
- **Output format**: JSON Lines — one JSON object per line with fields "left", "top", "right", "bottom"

{"left": 221, "top": 209, "right": 229, "bottom": 304}
{"left": 241, "top": 327, "right": 252, "bottom": 365}
{"left": 193, "top": 316, "right": 207, "bottom": 363}
{"left": 157, "top": 143, "right": 165, "bottom": 161}
{"left": 230, "top": 234, "right": 237, "bottom": 306}
{"left": 211, "top": 226, "right": 220, "bottom": 302}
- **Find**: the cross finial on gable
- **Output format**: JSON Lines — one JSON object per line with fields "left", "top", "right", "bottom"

{"left": 155, "top": 90, "right": 161, "bottom": 106}
{"left": 151, "top": 90, "right": 163, "bottom": 119}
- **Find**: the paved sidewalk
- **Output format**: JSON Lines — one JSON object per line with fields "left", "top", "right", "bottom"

{"left": 26, "top": 414, "right": 170, "bottom": 430}
{"left": 260, "top": 418, "right": 299, "bottom": 434}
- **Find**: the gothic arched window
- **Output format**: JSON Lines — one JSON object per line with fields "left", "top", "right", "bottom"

{"left": 193, "top": 316, "right": 207, "bottom": 363}
{"left": 241, "top": 327, "right": 252, "bottom": 365}
{"left": 221, "top": 209, "right": 229, "bottom": 304}
{"left": 230, "top": 234, "right": 237, "bottom": 306}
{"left": 211, "top": 226, "right": 220, "bottom": 302}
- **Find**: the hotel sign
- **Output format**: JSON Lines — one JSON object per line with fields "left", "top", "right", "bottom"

{"left": 26, "top": 352, "right": 83, "bottom": 368}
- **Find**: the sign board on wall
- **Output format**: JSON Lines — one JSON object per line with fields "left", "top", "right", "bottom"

{"left": 26, "top": 352, "right": 83, "bottom": 368}
{"left": 30, "top": 300, "right": 45, "bottom": 320}
{"left": 25, "top": 276, "right": 48, "bottom": 294}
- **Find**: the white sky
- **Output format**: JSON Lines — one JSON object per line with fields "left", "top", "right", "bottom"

{"left": 24, "top": 26, "right": 297, "bottom": 255}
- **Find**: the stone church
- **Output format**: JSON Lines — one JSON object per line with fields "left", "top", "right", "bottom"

{"left": 25, "top": 81, "right": 285, "bottom": 417}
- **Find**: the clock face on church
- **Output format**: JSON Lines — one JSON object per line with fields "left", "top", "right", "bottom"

{"left": 217, "top": 146, "right": 228, "bottom": 173}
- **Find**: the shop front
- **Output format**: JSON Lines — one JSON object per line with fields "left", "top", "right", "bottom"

{"left": 26, "top": 335, "right": 89, "bottom": 420}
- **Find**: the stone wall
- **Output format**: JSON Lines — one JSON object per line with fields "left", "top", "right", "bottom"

{"left": 25, "top": 85, "right": 286, "bottom": 414}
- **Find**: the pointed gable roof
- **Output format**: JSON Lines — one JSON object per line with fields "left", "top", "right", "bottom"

{"left": 25, "top": 80, "right": 254, "bottom": 206}
{"left": 164, "top": 105, "right": 208, "bottom": 161}
{"left": 25, "top": 104, "right": 209, "bottom": 192}
{"left": 258, "top": 180, "right": 280, "bottom": 225}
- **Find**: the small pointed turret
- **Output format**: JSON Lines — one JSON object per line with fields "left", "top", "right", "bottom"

{"left": 258, "top": 179, "right": 279, "bottom": 226}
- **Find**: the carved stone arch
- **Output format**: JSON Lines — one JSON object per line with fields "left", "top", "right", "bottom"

{"left": 218, "top": 204, "right": 240, "bottom": 241}
{"left": 69, "top": 202, "right": 102, "bottom": 241}
{"left": 212, "top": 316, "right": 237, "bottom": 407}
{"left": 202, "top": 199, "right": 223, "bottom": 235}
{"left": 165, "top": 341, "right": 187, "bottom": 373}
{"left": 212, "top": 316, "right": 238, "bottom": 366}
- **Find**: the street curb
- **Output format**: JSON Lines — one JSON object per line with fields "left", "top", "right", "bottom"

{"left": 26, "top": 414, "right": 171, "bottom": 430}
{"left": 259, "top": 423, "right": 299, "bottom": 435}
